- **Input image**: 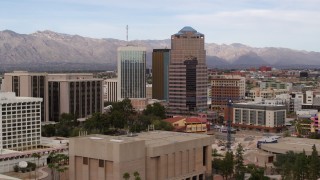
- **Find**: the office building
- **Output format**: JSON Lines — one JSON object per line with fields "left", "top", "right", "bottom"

{"left": 152, "top": 49, "right": 170, "bottom": 101}
{"left": 1, "top": 71, "right": 49, "bottom": 122}
{"left": 0, "top": 92, "right": 42, "bottom": 151}
{"left": 210, "top": 75, "right": 245, "bottom": 110}
{"left": 104, "top": 79, "right": 118, "bottom": 102}
{"left": 69, "top": 131, "right": 213, "bottom": 180}
{"left": 48, "top": 74, "right": 103, "bottom": 122}
{"left": 259, "top": 81, "right": 292, "bottom": 91}
{"left": 229, "top": 102, "right": 286, "bottom": 132}
{"left": 146, "top": 84, "right": 152, "bottom": 99}
{"left": 117, "top": 46, "right": 146, "bottom": 100}
{"left": 167, "top": 26, "right": 207, "bottom": 116}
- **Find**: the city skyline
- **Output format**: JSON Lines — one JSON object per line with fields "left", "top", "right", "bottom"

{"left": 0, "top": 0, "right": 320, "bottom": 52}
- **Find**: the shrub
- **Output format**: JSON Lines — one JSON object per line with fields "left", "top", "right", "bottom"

{"left": 13, "top": 165, "right": 19, "bottom": 172}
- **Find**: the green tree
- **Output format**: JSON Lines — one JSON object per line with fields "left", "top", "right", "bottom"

{"left": 48, "top": 152, "right": 69, "bottom": 180}
{"left": 273, "top": 151, "right": 296, "bottom": 179}
{"left": 152, "top": 119, "right": 173, "bottom": 131}
{"left": 123, "top": 172, "right": 130, "bottom": 180}
{"left": 31, "top": 153, "right": 41, "bottom": 180}
{"left": 221, "top": 151, "right": 234, "bottom": 180}
{"left": 133, "top": 171, "right": 141, "bottom": 180}
{"left": 212, "top": 149, "right": 222, "bottom": 157}
{"left": 247, "top": 164, "right": 269, "bottom": 180}
{"left": 143, "top": 103, "right": 166, "bottom": 119}
{"left": 293, "top": 151, "right": 308, "bottom": 180}
{"left": 55, "top": 113, "right": 79, "bottom": 137}
{"left": 108, "top": 98, "right": 136, "bottom": 130}
{"left": 212, "top": 158, "right": 224, "bottom": 174}
{"left": 234, "top": 144, "right": 245, "bottom": 180}
{"left": 42, "top": 124, "right": 56, "bottom": 137}
{"left": 309, "top": 144, "right": 320, "bottom": 180}
{"left": 84, "top": 113, "right": 110, "bottom": 134}
{"left": 110, "top": 110, "right": 126, "bottom": 129}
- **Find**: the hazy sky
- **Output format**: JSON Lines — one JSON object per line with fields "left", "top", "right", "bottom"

{"left": 1, "top": 0, "right": 320, "bottom": 51}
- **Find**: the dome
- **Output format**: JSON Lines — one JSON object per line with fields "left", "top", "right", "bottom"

{"left": 174, "top": 26, "right": 203, "bottom": 36}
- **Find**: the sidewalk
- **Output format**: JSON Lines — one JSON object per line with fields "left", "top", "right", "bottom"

{"left": 37, "top": 167, "right": 49, "bottom": 180}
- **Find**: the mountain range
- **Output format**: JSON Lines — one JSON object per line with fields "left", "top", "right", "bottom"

{"left": 0, "top": 30, "right": 320, "bottom": 72}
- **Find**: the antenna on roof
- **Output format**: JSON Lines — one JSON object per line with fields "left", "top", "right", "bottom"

{"left": 126, "top": 25, "right": 128, "bottom": 42}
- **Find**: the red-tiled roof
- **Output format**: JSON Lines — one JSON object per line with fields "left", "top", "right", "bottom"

{"left": 185, "top": 117, "right": 207, "bottom": 123}
{"left": 164, "top": 116, "right": 185, "bottom": 123}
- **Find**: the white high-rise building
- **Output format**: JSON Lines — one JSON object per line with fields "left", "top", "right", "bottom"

{"left": 117, "top": 46, "right": 146, "bottom": 100}
{"left": 0, "top": 92, "right": 42, "bottom": 151}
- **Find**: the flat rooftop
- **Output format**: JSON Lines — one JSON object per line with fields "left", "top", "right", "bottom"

{"left": 76, "top": 131, "right": 212, "bottom": 148}
{"left": 261, "top": 137, "right": 320, "bottom": 155}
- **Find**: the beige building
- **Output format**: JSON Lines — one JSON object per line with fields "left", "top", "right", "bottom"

{"left": 146, "top": 84, "right": 152, "bottom": 99}
{"left": 69, "top": 131, "right": 213, "bottom": 180}
{"left": 1, "top": 71, "right": 49, "bottom": 122}
{"left": 48, "top": 74, "right": 103, "bottom": 121}
{"left": 103, "top": 78, "right": 118, "bottom": 102}
{"left": 247, "top": 88, "right": 288, "bottom": 101}
{"left": 231, "top": 102, "right": 286, "bottom": 132}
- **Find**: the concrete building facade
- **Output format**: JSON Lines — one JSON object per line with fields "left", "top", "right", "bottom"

{"left": 1, "top": 71, "right": 49, "bottom": 122}
{"left": 69, "top": 131, "right": 213, "bottom": 180}
{"left": 103, "top": 79, "right": 118, "bottom": 102}
{"left": 0, "top": 92, "right": 42, "bottom": 151}
{"left": 117, "top": 46, "right": 146, "bottom": 100}
{"left": 231, "top": 102, "right": 286, "bottom": 132}
{"left": 48, "top": 74, "right": 103, "bottom": 121}
{"left": 167, "top": 26, "right": 207, "bottom": 117}
{"left": 152, "top": 49, "right": 170, "bottom": 101}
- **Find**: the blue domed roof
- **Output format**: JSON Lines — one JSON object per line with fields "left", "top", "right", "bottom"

{"left": 179, "top": 26, "right": 197, "bottom": 33}
{"left": 174, "top": 26, "right": 203, "bottom": 36}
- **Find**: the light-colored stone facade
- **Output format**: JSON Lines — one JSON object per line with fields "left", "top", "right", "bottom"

{"left": 69, "top": 131, "right": 213, "bottom": 180}
{"left": 48, "top": 73, "right": 103, "bottom": 121}
{"left": 0, "top": 92, "right": 42, "bottom": 151}
{"left": 1, "top": 71, "right": 49, "bottom": 122}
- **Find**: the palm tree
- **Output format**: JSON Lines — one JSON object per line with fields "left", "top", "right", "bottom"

{"left": 31, "top": 153, "right": 41, "bottom": 180}
{"left": 123, "top": 172, "right": 130, "bottom": 180}
{"left": 48, "top": 152, "right": 57, "bottom": 180}
{"left": 133, "top": 171, "right": 141, "bottom": 180}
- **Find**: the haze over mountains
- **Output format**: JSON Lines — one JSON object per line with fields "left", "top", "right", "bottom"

{"left": 0, "top": 30, "right": 319, "bottom": 71}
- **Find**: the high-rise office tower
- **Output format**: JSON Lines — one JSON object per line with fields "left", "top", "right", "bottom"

{"left": 167, "top": 27, "right": 208, "bottom": 116}
{"left": 117, "top": 46, "right": 146, "bottom": 100}
{"left": 152, "top": 49, "right": 170, "bottom": 101}
{"left": 1, "top": 71, "right": 49, "bottom": 122}
{"left": 48, "top": 74, "right": 103, "bottom": 121}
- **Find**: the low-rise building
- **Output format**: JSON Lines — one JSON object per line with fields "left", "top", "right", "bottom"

{"left": 164, "top": 116, "right": 208, "bottom": 133}
{"left": 69, "top": 131, "right": 213, "bottom": 180}
{"left": 229, "top": 102, "right": 286, "bottom": 132}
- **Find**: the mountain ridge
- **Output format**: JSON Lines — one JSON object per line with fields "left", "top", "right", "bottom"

{"left": 1, "top": 30, "right": 319, "bottom": 71}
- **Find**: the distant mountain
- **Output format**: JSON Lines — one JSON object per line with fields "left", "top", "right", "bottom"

{"left": 0, "top": 30, "right": 319, "bottom": 71}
